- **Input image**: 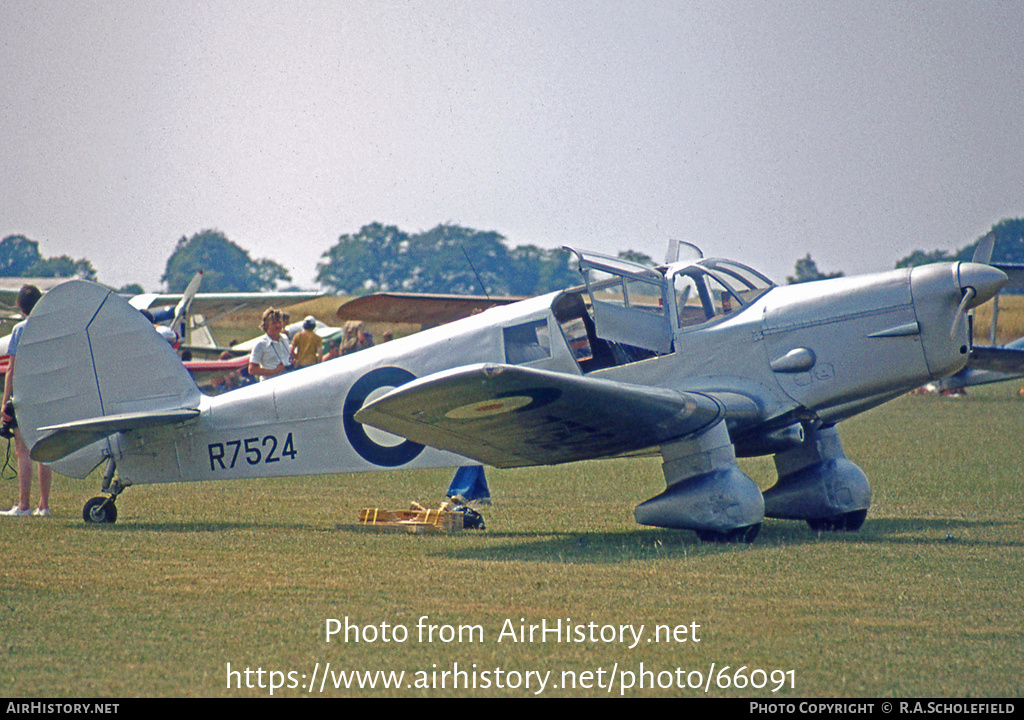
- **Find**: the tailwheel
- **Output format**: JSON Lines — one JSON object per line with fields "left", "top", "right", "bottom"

{"left": 806, "top": 509, "right": 867, "bottom": 532}
{"left": 696, "top": 523, "right": 761, "bottom": 544}
{"left": 83, "top": 496, "right": 118, "bottom": 524}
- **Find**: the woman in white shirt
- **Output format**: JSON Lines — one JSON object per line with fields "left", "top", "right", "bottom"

{"left": 248, "top": 308, "right": 292, "bottom": 381}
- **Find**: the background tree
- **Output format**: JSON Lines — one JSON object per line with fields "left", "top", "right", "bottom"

{"left": 958, "top": 218, "right": 1024, "bottom": 264}
{"left": 0, "top": 235, "right": 96, "bottom": 280}
{"left": 316, "top": 223, "right": 586, "bottom": 296}
{"left": 0, "top": 235, "right": 43, "bottom": 276}
{"left": 895, "top": 249, "right": 954, "bottom": 269}
{"left": 162, "top": 229, "right": 290, "bottom": 292}
{"left": 787, "top": 254, "right": 844, "bottom": 284}
{"left": 29, "top": 256, "right": 97, "bottom": 281}
{"left": 507, "top": 245, "right": 583, "bottom": 296}
{"left": 617, "top": 250, "right": 657, "bottom": 266}
{"left": 406, "top": 224, "right": 511, "bottom": 295}
{"left": 315, "top": 223, "right": 412, "bottom": 295}
{"left": 895, "top": 218, "right": 1024, "bottom": 270}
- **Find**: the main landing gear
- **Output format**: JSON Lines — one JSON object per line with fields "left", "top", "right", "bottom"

{"left": 635, "top": 422, "right": 765, "bottom": 544}
{"left": 763, "top": 425, "right": 871, "bottom": 534}
{"left": 82, "top": 458, "right": 126, "bottom": 525}
{"left": 635, "top": 422, "right": 871, "bottom": 543}
{"left": 805, "top": 508, "right": 868, "bottom": 532}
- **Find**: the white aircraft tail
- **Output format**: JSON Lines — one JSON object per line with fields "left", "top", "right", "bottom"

{"left": 14, "top": 281, "right": 202, "bottom": 477}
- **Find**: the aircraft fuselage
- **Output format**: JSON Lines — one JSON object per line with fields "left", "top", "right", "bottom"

{"left": 110, "top": 259, "right": 1000, "bottom": 486}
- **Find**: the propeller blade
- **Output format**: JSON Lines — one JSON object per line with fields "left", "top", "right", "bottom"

{"left": 972, "top": 232, "right": 995, "bottom": 265}
{"left": 171, "top": 271, "right": 203, "bottom": 335}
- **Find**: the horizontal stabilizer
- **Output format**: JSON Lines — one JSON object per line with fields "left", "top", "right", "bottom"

{"left": 32, "top": 409, "right": 200, "bottom": 463}
{"left": 355, "top": 363, "right": 725, "bottom": 468}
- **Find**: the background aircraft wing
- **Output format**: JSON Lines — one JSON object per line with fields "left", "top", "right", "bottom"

{"left": 966, "top": 342, "right": 1024, "bottom": 374}
{"left": 184, "top": 355, "right": 250, "bottom": 384}
{"left": 939, "top": 337, "right": 1024, "bottom": 390}
{"left": 337, "top": 292, "right": 523, "bottom": 327}
{"left": 130, "top": 290, "right": 324, "bottom": 318}
{"left": 0, "top": 278, "right": 80, "bottom": 319}
{"left": 992, "top": 263, "right": 1024, "bottom": 292}
{"left": 354, "top": 363, "right": 726, "bottom": 468}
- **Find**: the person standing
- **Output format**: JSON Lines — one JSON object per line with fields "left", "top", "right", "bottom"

{"left": 248, "top": 308, "right": 292, "bottom": 381}
{"left": 341, "top": 320, "right": 374, "bottom": 355}
{"left": 1, "top": 285, "right": 52, "bottom": 517}
{"left": 290, "top": 316, "right": 323, "bottom": 368}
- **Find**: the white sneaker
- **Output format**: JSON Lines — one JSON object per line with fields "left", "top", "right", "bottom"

{"left": 1, "top": 505, "right": 31, "bottom": 517}
{"left": 32, "top": 508, "right": 50, "bottom": 517}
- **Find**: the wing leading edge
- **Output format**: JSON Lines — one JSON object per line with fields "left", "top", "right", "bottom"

{"left": 354, "top": 364, "right": 726, "bottom": 468}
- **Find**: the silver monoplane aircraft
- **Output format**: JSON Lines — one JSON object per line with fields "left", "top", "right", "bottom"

{"left": 11, "top": 244, "right": 1007, "bottom": 541}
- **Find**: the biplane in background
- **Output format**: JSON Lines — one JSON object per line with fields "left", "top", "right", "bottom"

{"left": 10, "top": 241, "right": 1013, "bottom": 541}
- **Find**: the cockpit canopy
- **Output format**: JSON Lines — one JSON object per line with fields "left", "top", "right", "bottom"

{"left": 557, "top": 247, "right": 775, "bottom": 363}
{"left": 669, "top": 257, "right": 775, "bottom": 328}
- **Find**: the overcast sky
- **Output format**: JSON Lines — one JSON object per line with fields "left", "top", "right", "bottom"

{"left": 3, "top": 0, "right": 1022, "bottom": 292}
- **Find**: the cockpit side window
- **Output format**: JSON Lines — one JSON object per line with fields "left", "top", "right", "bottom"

{"left": 674, "top": 274, "right": 707, "bottom": 327}
{"left": 624, "top": 277, "right": 665, "bottom": 315}
{"left": 503, "top": 319, "right": 552, "bottom": 364}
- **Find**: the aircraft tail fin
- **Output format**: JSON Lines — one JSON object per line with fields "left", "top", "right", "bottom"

{"left": 14, "top": 281, "right": 202, "bottom": 476}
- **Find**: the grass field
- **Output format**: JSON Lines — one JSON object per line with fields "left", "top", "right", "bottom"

{"left": 1, "top": 380, "right": 1021, "bottom": 698}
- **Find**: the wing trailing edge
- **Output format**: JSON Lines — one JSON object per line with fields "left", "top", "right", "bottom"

{"left": 355, "top": 363, "right": 727, "bottom": 468}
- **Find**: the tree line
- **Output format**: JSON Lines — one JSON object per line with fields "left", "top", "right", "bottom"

{"left": 0, "top": 235, "right": 97, "bottom": 282}
{"left": 3, "top": 218, "right": 1022, "bottom": 294}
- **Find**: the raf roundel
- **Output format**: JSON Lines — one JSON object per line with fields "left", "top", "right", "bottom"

{"left": 445, "top": 395, "right": 535, "bottom": 420}
{"left": 342, "top": 367, "right": 425, "bottom": 467}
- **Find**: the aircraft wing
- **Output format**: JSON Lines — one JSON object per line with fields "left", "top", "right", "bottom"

{"left": 354, "top": 364, "right": 726, "bottom": 468}
{"left": 938, "top": 339, "right": 1024, "bottom": 390}
{"left": 967, "top": 344, "right": 1024, "bottom": 374}
{"left": 184, "top": 355, "right": 250, "bottom": 384}
{"left": 337, "top": 292, "right": 523, "bottom": 327}
{"left": 130, "top": 290, "right": 324, "bottom": 318}
{"left": 992, "top": 263, "right": 1024, "bottom": 292}
{"left": 0, "top": 278, "right": 86, "bottom": 318}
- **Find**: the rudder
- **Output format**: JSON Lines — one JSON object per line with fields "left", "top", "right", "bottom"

{"left": 13, "top": 281, "right": 201, "bottom": 477}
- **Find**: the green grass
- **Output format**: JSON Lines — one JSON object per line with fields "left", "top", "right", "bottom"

{"left": 1, "top": 385, "right": 1022, "bottom": 698}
